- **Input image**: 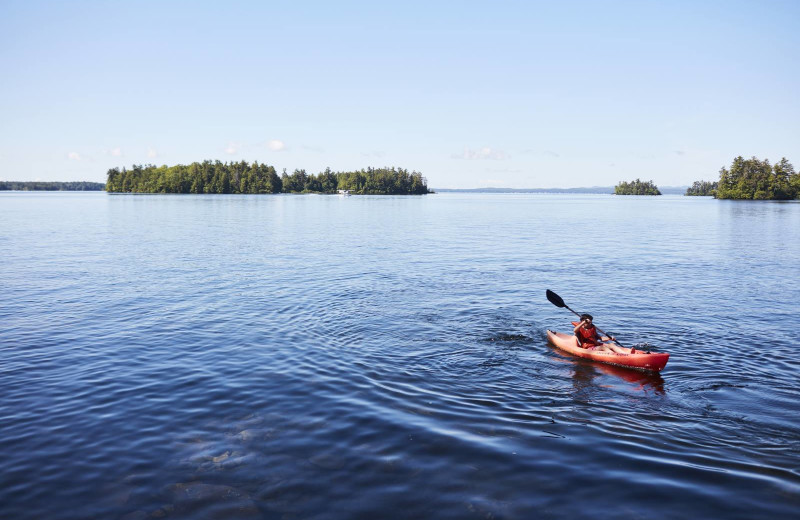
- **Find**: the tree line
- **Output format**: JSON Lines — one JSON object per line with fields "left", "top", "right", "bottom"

{"left": 614, "top": 179, "right": 661, "bottom": 195}
{"left": 684, "top": 157, "right": 798, "bottom": 199}
{"left": 0, "top": 181, "right": 105, "bottom": 191}
{"left": 105, "top": 161, "right": 431, "bottom": 195}
{"left": 618, "top": 157, "right": 799, "bottom": 199}
{"left": 713, "top": 156, "right": 797, "bottom": 200}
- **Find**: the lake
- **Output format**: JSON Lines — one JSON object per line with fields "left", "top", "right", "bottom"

{"left": 1, "top": 192, "right": 798, "bottom": 519}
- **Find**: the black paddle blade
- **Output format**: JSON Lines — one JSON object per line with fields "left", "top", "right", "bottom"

{"left": 546, "top": 289, "right": 566, "bottom": 308}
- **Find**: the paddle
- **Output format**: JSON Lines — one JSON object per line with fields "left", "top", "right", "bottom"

{"left": 545, "top": 289, "right": 628, "bottom": 349}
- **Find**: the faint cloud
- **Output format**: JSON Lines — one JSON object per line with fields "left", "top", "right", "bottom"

{"left": 520, "top": 149, "right": 559, "bottom": 158}
{"left": 225, "top": 142, "right": 240, "bottom": 155}
{"left": 267, "top": 139, "right": 286, "bottom": 151}
{"left": 68, "top": 152, "right": 81, "bottom": 161}
{"left": 674, "top": 150, "right": 685, "bottom": 155}
{"left": 110, "top": 147, "right": 123, "bottom": 157}
{"left": 301, "top": 144, "right": 324, "bottom": 153}
{"left": 361, "top": 151, "right": 386, "bottom": 158}
{"left": 452, "top": 146, "right": 509, "bottom": 160}
{"left": 147, "top": 147, "right": 158, "bottom": 158}
{"left": 486, "top": 167, "right": 523, "bottom": 173}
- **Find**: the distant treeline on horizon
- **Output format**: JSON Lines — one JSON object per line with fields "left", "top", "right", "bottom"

{"left": 437, "top": 186, "right": 616, "bottom": 194}
{"left": 0, "top": 181, "right": 105, "bottom": 191}
{"left": 435, "top": 185, "right": 691, "bottom": 195}
{"left": 614, "top": 179, "right": 661, "bottom": 195}
{"left": 105, "top": 161, "right": 431, "bottom": 195}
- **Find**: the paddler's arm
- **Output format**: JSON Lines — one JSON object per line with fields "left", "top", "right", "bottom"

{"left": 573, "top": 319, "right": 589, "bottom": 334}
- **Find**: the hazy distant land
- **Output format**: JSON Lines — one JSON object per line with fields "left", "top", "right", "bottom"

{"left": 435, "top": 186, "right": 689, "bottom": 195}
{"left": 0, "top": 181, "right": 105, "bottom": 191}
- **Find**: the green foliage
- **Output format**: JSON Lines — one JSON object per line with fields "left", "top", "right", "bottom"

{"left": 0, "top": 181, "right": 105, "bottom": 191}
{"left": 614, "top": 179, "right": 661, "bottom": 195}
{"left": 685, "top": 180, "right": 718, "bottom": 196}
{"left": 792, "top": 170, "right": 800, "bottom": 197}
{"left": 715, "top": 156, "right": 797, "bottom": 200}
{"left": 106, "top": 161, "right": 284, "bottom": 194}
{"left": 106, "top": 161, "right": 430, "bottom": 195}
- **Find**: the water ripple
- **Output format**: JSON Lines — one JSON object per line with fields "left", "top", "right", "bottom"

{"left": 1, "top": 193, "right": 799, "bottom": 519}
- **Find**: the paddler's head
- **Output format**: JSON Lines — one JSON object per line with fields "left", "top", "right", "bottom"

{"left": 580, "top": 314, "right": 593, "bottom": 326}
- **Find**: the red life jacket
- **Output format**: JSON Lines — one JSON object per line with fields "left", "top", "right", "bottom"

{"left": 575, "top": 324, "right": 599, "bottom": 347}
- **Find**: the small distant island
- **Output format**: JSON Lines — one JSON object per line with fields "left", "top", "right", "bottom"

{"left": 0, "top": 181, "right": 105, "bottom": 191}
{"left": 614, "top": 179, "right": 661, "bottom": 195}
{"left": 685, "top": 180, "right": 718, "bottom": 196}
{"left": 105, "top": 161, "right": 431, "bottom": 195}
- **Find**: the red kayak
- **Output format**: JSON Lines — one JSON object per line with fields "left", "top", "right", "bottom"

{"left": 546, "top": 328, "right": 669, "bottom": 373}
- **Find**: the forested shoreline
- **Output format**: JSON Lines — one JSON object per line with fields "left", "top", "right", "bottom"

{"left": 684, "top": 157, "right": 798, "bottom": 199}
{"left": 105, "top": 161, "right": 431, "bottom": 195}
{"left": 715, "top": 157, "right": 798, "bottom": 200}
{"left": 0, "top": 181, "right": 105, "bottom": 191}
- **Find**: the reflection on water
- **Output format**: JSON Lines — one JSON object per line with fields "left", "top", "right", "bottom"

{"left": 554, "top": 347, "right": 666, "bottom": 397}
{"left": 593, "top": 362, "right": 666, "bottom": 394}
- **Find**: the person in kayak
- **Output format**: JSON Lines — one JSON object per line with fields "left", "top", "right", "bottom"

{"left": 573, "top": 314, "right": 636, "bottom": 354}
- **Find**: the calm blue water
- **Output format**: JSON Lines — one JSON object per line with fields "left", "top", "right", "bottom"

{"left": 1, "top": 192, "right": 799, "bottom": 519}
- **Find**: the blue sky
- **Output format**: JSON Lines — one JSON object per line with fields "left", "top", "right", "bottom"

{"left": 1, "top": 0, "right": 798, "bottom": 188}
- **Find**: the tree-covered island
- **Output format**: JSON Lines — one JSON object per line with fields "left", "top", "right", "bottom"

{"left": 713, "top": 156, "right": 798, "bottom": 200}
{"left": 105, "top": 161, "right": 431, "bottom": 195}
{"left": 614, "top": 179, "right": 661, "bottom": 195}
{"left": 685, "top": 180, "right": 718, "bottom": 196}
